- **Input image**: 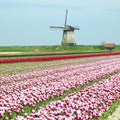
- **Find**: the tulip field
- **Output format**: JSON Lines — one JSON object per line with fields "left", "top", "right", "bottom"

{"left": 0, "top": 55, "right": 120, "bottom": 120}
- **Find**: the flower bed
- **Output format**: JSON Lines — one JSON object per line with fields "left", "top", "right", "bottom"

{"left": 1, "top": 57, "right": 120, "bottom": 119}
{"left": 16, "top": 74, "right": 120, "bottom": 120}
{"left": 0, "top": 57, "right": 119, "bottom": 85}
{"left": 0, "top": 56, "right": 117, "bottom": 77}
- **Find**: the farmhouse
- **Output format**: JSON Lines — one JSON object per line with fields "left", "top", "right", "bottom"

{"left": 103, "top": 43, "right": 115, "bottom": 50}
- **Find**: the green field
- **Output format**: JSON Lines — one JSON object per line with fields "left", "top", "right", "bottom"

{"left": 0, "top": 45, "right": 120, "bottom": 56}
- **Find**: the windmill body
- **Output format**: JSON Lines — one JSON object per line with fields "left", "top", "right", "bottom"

{"left": 50, "top": 10, "right": 79, "bottom": 46}
{"left": 62, "top": 25, "right": 76, "bottom": 46}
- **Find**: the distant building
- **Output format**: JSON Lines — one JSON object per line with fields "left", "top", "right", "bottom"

{"left": 103, "top": 43, "right": 115, "bottom": 50}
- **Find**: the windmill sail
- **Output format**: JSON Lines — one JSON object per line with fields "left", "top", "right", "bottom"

{"left": 64, "top": 9, "right": 68, "bottom": 27}
{"left": 49, "top": 26, "right": 63, "bottom": 29}
{"left": 49, "top": 9, "right": 80, "bottom": 46}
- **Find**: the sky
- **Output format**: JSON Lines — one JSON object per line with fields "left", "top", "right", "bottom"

{"left": 0, "top": 0, "right": 120, "bottom": 46}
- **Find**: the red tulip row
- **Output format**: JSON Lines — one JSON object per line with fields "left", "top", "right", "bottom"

{"left": 0, "top": 52, "right": 120, "bottom": 64}
{"left": 16, "top": 74, "right": 120, "bottom": 120}
{"left": 1, "top": 58, "right": 120, "bottom": 118}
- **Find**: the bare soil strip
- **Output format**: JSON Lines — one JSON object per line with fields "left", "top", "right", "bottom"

{"left": 107, "top": 106, "right": 120, "bottom": 120}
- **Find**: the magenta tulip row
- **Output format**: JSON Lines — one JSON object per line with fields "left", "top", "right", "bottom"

{"left": 16, "top": 74, "right": 120, "bottom": 120}
{"left": 0, "top": 57, "right": 120, "bottom": 118}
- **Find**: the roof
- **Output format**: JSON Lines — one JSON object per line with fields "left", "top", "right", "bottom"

{"left": 103, "top": 43, "right": 115, "bottom": 48}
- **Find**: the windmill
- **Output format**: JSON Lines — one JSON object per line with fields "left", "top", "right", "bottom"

{"left": 50, "top": 9, "right": 79, "bottom": 46}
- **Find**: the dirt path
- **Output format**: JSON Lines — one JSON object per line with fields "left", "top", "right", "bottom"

{"left": 107, "top": 106, "right": 120, "bottom": 120}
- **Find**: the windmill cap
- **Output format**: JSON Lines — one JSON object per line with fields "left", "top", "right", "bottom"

{"left": 64, "top": 25, "right": 75, "bottom": 30}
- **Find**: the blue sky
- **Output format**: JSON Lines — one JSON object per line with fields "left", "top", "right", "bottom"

{"left": 0, "top": 0, "right": 120, "bottom": 46}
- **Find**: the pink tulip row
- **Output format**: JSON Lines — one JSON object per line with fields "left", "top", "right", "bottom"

{"left": 1, "top": 57, "right": 120, "bottom": 95}
{"left": 0, "top": 57, "right": 120, "bottom": 86}
{"left": 2, "top": 58, "right": 120, "bottom": 95}
{"left": 16, "top": 74, "right": 120, "bottom": 120}
{"left": 0, "top": 58, "right": 120, "bottom": 118}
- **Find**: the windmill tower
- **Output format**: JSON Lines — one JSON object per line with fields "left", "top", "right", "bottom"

{"left": 50, "top": 9, "right": 79, "bottom": 46}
